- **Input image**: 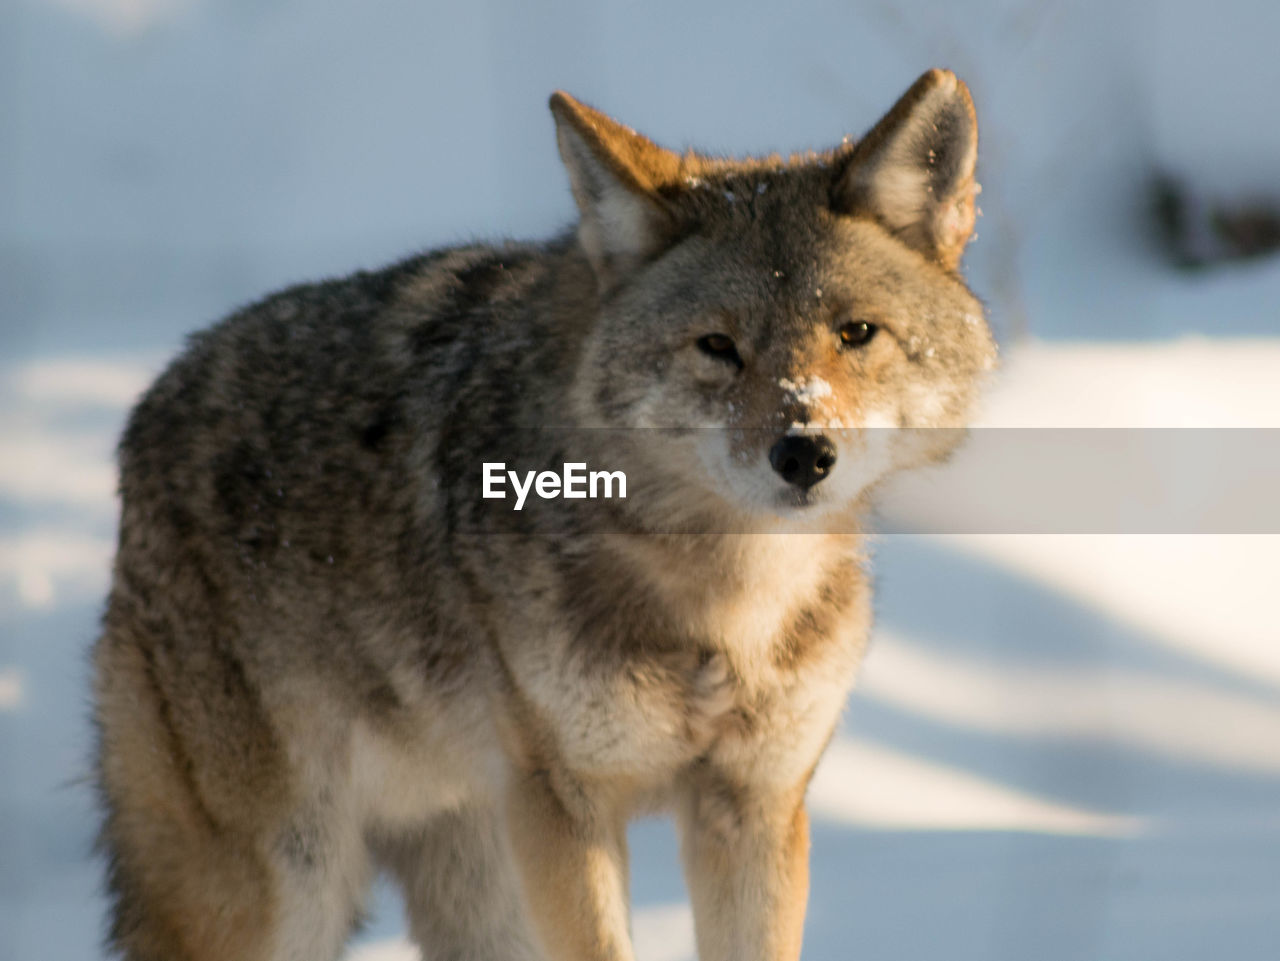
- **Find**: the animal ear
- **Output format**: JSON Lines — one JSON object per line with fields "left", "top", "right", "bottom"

{"left": 835, "top": 69, "right": 979, "bottom": 270}
{"left": 549, "top": 92, "right": 681, "bottom": 289}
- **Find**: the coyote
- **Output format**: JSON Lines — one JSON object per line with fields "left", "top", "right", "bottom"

{"left": 94, "top": 69, "right": 995, "bottom": 961}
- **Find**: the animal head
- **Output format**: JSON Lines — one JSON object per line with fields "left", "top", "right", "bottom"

{"left": 554, "top": 70, "right": 997, "bottom": 522}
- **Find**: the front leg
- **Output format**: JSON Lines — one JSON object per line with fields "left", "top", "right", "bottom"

{"left": 505, "top": 766, "right": 634, "bottom": 961}
{"left": 678, "top": 766, "right": 813, "bottom": 961}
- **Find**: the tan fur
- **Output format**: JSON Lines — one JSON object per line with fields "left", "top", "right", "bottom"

{"left": 679, "top": 772, "right": 812, "bottom": 961}
{"left": 839, "top": 69, "right": 980, "bottom": 269}
{"left": 94, "top": 70, "right": 995, "bottom": 961}
{"left": 94, "top": 641, "right": 280, "bottom": 961}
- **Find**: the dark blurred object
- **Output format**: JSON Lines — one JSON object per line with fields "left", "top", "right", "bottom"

{"left": 1151, "top": 172, "right": 1280, "bottom": 270}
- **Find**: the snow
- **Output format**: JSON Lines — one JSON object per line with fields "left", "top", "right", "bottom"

{"left": 860, "top": 631, "right": 1280, "bottom": 775}
{"left": 0, "top": 669, "right": 24, "bottom": 711}
{"left": 3, "top": 0, "right": 1280, "bottom": 958}
{"left": 931, "top": 535, "right": 1280, "bottom": 692}
{"left": 344, "top": 941, "right": 420, "bottom": 961}
{"left": 631, "top": 905, "right": 696, "bottom": 961}
{"left": 43, "top": 0, "right": 194, "bottom": 37}
{"left": 0, "top": 531, "right": 113, "bottom": 610}
{"left": 778, "top": 376, "right": 834, "bottom": 403}
{"left": 973, "top": 338, "right": 1280, "bottom": 428}
{"left": 347, "top": 905, "right": 698, "bottom": 961}
{"left": 809, "top": 737, "right": 1142, "bottom": 837}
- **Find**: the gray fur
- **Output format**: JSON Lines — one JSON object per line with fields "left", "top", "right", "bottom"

{"left": 94, "top": 70, "right": 995, "bottom": 961}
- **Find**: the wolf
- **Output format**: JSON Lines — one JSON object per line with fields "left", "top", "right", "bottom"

{"left": 93, "top": 68, "right": 995, "bottom": 961}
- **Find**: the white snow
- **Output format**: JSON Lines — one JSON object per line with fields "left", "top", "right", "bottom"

{"left": 0, "top": 424, "right": 118, "bottom": 512}
{"left": 9, "top": 357, "right": 158, "bottom": 410}
{"left": 934, "top": 534, "right": 1280, "bottom": 692}
{"left": 631, "top": 904, "right": 696, "bottom": 961}
{"left": 0, "top": 356, "right": 155, "bottom": 514}
{"left": 344, "top": 941, "right": 418, "bottom": 961}
{"left": 974, "top": 338, "right": 1280, "bottom": 428}
{"left": 777, "top": 376, "right": 833, "bottom": 403}
{"left": 860, "top": 631, "right": 1280, "bottom": 775}
{"left": 344, "top": 904, "right": 697, "bottom": 961}
{"left": 809, "top": 737, "right": 1142, "bottom": 837}
{"left": 44, "top": 0, "right": 196, "bottom": 36}
{"left": 0, "top": 669, "right": 24, "bottom": 711}
{"left": 0, "top": 531, "right": 114, "bottom": 611}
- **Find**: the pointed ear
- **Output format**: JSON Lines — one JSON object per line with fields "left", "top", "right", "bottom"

{"left": 549, "top": 92, "right": 682, "bottom": 288}
{"left": 835, "top": 69, "right": 979, "bottom": 269}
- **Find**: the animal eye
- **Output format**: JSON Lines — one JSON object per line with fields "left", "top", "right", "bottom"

{"left": 696, "top": 334, "right": 743, "bottom": 369}
{"left": 838, "top": 320, "right": 878, "bottom": 349}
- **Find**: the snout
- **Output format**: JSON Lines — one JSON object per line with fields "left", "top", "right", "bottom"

{"left": 768, "top": 434, "right": 837, "bottom": 489}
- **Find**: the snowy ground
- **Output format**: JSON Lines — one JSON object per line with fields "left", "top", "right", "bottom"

{"left": 4, "top": 1, "right": 1280, "bottom": 959}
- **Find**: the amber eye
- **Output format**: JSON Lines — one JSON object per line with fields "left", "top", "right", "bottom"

{"left": 838, "top": 320, "right": 878, "bottom": 349}
{"left": 696, "top": 333, "right": 744, "bottom": 369}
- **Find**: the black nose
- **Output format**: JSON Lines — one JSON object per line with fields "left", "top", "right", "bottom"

{"left": 768, "top": 434, "right": 837, "bottom": 488}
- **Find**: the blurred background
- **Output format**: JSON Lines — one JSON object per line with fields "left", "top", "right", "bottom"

{"left": 2, "top": 0, "right": 1278, "bottom": 958}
